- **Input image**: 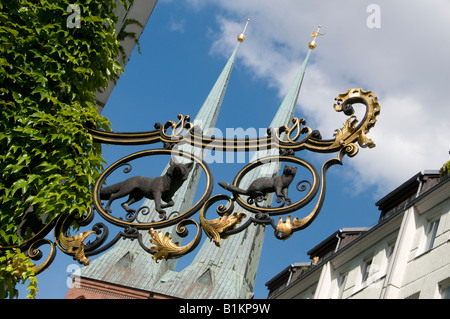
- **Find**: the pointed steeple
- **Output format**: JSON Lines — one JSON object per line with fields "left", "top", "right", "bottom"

{"left": 193, "top": 36, "right": 243, "bottom": 131}
{"left": 71, "top": 22, "right": 247, "bottom": 294}
{"left": 270, "top": 49, "right": 311, "bottom": 129}
{"left": 146, "top": 27, "right": 321, "bottom": 299}
{"left": 271, "top": 25, "right": 323, "bottom": 129}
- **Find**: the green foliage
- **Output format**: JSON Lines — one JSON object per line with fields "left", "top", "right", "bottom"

{"left": 0, "top": 248, "right": 37, "bottom": 299}
{"left": 0, "top": 0, "right": 131, "bottom": 297}
{"left": 118, "top": 18, "right": 144, "bottom": 58}
{"left": 440, "top": 160, "right": 450, "bottom": 176}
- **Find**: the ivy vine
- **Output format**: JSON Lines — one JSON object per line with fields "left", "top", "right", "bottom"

{"left": 0, "top": 0, "right": 133, "bottom": 298}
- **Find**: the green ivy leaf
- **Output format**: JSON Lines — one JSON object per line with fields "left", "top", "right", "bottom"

{"left": 11, "top": 179, "right": 28, "bottom": 196}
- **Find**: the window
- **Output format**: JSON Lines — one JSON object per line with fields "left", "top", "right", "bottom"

{"left": 424, "top": 217, "right": 440, "bottom": 251}
{"left": 405, "top": 292, "right": 420, "bottom": 299}
{"left": 439, "top": 279, "right": 450, "bottom": 299}
{"left": 386, "top": 243, "right": 394, "bottom": 261}
{"left": 384, "top": 242, "right": 395, "bottom": 274}
{"left": 440, "top": 286, "right": 450, "bottom": 299}
{"left": 361, "top": 258, "right": 373, "bottom": 283}
{"left": 337, "top": 272, "right": 348, "bottom": 298}
{"left": 115, "top": 251, "right": 134, "bottom": 268}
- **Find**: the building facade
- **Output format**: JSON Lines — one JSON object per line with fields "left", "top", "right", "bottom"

{"left": 266, "top": 170, "right": 450, "bottom": 299}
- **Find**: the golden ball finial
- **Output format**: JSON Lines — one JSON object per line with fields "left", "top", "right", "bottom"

{"left": 237, "top": 33, "right": 246, "bottom": 42}
{"left": 308, "top": 25, "right": 324, "bottom": 50}
{"left": 237, "top": 18, "right": 250, "bottom": 43}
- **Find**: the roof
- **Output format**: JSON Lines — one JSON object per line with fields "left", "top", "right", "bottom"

{"left": 375, "top": 170, "right": 440, "bottom": 213}
{"left": 265, "top": 263, "right": 311, "bottom": 287}
{"left": 307, "top": 227, "right": 371, "bottom": 258}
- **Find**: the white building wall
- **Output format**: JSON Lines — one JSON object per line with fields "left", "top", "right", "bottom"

{"left": 293, "top": 283, "right": 317, "bottom": 299}
{"left": 330, "top": 231, "right": 398, "bottom": 299}
{"left": 381, "top": 206, "right": 419, "bottom": 299}
{"left": 314, "top": 261, "right": 333, "bottom": 298}
{"left": 398, "top": 197, "right": 450, "bottom": 299}
{"left": 271, "top": 179, "right": 449, "bottom": 299}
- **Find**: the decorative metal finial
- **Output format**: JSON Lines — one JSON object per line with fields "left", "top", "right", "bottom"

{"left": 237, "top": 19, "right": 250, "bottom": 43}
{"left": 308, "top": 25, "right": 325, "bottom": 50}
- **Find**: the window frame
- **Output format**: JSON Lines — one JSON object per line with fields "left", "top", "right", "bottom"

{"left": 423, "top": 217, "right": 440, "bottom": 252}
{"left": 361, "top": 257, "right": 373, "bottom": 284}
{"left": 438, "top": 278, "right": 450, "bottom": 299}
{"left": 336, "top": 272, "right": 348, "bottom": 298}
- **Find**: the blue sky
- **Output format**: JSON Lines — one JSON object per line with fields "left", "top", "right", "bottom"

{"left": 17, "top": 0, "right": 450, "bottom": 299}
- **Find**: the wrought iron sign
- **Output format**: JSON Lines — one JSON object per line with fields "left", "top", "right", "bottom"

{"left": 4, "top": 88, "right": 380, "bottom": 274}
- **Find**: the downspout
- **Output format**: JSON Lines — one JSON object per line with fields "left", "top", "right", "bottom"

{"left": 415, "top": 174, "right": 423, "bottom": 198}
{"left": 335, "top": 230, "right": 343, "bottom": 252}
{"left": 286, "top": 264, "right": 294, "bottom": 286}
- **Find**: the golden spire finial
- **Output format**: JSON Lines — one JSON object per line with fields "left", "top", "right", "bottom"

{"left": 308, "top": 25, "right": 325, "bottom": 50}
{"left": 237, "top": 18, "right": 250, "bottom": 43}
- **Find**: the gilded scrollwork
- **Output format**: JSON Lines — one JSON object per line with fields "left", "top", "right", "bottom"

{"left": 299, "top": 88, "right": 380, "bottom": 155}
{"left": 274, "top": 210, "right": 317, "bottom": 240}
{"left": 274, "top": 215, "right": 295, "bottom": 240}
{"left": 157, "top": 114, "right": 195, "bottom": 147}
{"left": 277, "top": 117, "right": 312, "bottom": 144}
{"left": 197, "top": 195, "right": 246, "bottom": 247}
{"left": 87, "top": 88, "right": 380, "bottom": 156}
{"left": 57, "top": 230, "right": 96, "bottom": 266}
{"left": 201, "top": 211, "right": 247, "bottom": 247}
{"left": 332, "top": 88, "right": 380, "bottom": 149}
{"left": 333, "top": 114, "right": 374, "bottom": 152}
{"left": 272, "top": 148, "right": 353, "bottom": 240}
{"left": 149, "top": 228, "right": 184, "bottom": 261}
{"left": 148, "top": 219, "right": 201, "bottom": 262}
{"left": 27, "top": 239, "right": 56, "bottom": 275}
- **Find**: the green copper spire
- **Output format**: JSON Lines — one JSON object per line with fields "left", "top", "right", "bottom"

{"left": 193, "top": 40, "right": 242, "bottom": 131}
{"left": 270, "top": 49, "right": 312, "bottom": 130}
{"left": 146, "top": 29, "right": 318, "bottom": 299}
{"left": 270, "top": 25, "right": 323, "bottom": 129}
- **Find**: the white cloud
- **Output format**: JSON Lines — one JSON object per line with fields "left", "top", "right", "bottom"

{"left": 194, "top": 0, "right": 450, "bottom": 194}
{"left": 169, "top": 16, "right": 186, "bottom": 33}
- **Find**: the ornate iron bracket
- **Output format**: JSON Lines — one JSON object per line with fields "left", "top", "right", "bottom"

{"left": 2, "top": 88, "right": 380, "bottom": 272}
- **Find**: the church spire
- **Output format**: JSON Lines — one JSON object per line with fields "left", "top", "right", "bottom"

{"left": 270, "top": 25, "right": 323, "bottom": 129}
{"left": 193, "top": 19, "right": 249, "bottom": 130}
{"left": 144, "top": 26, "right": 322, "bottom": 299}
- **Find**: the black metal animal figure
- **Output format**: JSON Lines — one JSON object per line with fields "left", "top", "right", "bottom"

{"left": 218, "top": 165, "right": 297, "bottom": 204}
{"left": 100, "top": 159, "right": 194, "bottom": 215}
